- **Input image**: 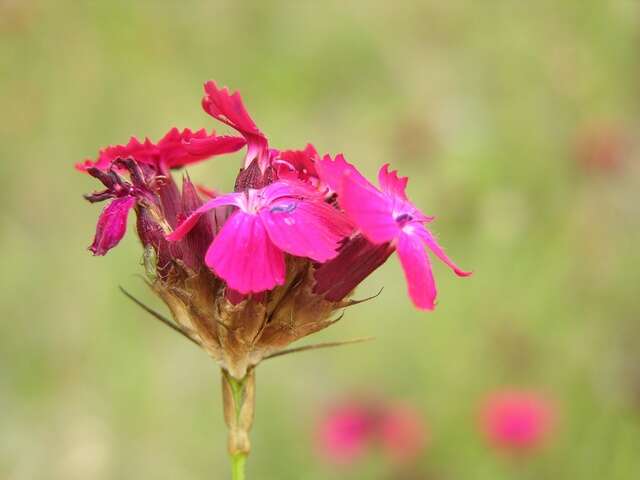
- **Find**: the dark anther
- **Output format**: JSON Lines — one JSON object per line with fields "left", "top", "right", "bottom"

{"left": 83, "top": 190, "right": 114, "bottom": 203}
{"left": 395, "top": 213, "right": 413, "bottom": 224}
{"left": 115, "top": 157, "right": 146, "bottom": 188}
{"left": 270, "top": 202, "right": 297, "bottom": 214}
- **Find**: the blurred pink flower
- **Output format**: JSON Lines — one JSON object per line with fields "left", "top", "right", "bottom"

{"left": 479, "top": 390, "right": 556, "bottom": 454}
{"left": 317, "top": 403, "right": 374, "bottom": 465}
{"left": 574, "top": 121, "right": 629, "bottom": 173}
{"left": 316, "top": 399, "right": 427, "bottom": 466}
{"left": 379, "top": 404, "right": 428, "bottom": 463}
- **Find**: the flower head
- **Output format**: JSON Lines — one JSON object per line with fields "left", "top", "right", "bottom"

{"left": 318, "top": 156, "right": 471, "bottom": 310}
{"left": 317, "top": 402, "right": 374, "bottom": 465}
{"left": 78, "top": 80, "right": 471, "bottom": 379}
{"left": 479, "top": 389, "right": 556, "bottom": 454}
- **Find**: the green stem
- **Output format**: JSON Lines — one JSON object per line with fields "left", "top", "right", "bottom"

{"left": 231, "top": 453, "right": 247, "bottom": 480}
{"left": 221, "top": 369, "right": 255, "bottom": 480}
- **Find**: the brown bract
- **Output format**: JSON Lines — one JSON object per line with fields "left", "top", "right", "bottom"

{"left": 149, "top": 257, "right": 349, "bottom": 380}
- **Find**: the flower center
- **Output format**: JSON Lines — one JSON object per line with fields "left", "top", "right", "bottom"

{"left": 395, "top": 213, "right": 413, "bottom": 226}
{"left": 270, "top": 202, "right": 297, "bottom": 214}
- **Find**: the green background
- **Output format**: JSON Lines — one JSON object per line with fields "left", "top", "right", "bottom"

{"left": 1, "top": 1, "right": 639, "bottom": 478}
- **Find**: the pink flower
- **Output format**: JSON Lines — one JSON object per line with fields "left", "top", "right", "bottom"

{"left": 479, "top": 390, "right": 556, "bottom": 454}
{"left": 318, "top": 156, "right": 471, "bottom": 310}
{"left": 316, "top": 398, "right": 427, "bottom": 466}
{"left": 166, "top": 181, "right": 353, "bottom": 294}
{"left": 75, "top": 127, "right": 246, "bottom": 173}
{"left": 317, "top": 403, "right": 375, "bottom": 465}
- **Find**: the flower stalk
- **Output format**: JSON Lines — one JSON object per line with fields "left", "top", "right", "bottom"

{"left": 222, "top": 368, "right": 255, "bottom": 478}
{"left": 231, "top": 453, "right": 246, "bottom": 480}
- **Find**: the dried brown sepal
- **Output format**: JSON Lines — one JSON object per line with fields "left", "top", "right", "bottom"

{"left": 131, "top": 247, "right": 364, "bottom": 379}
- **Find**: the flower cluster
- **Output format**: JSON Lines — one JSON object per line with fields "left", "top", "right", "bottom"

{"left": 79, "top": 81, "right": 470, "bottom": 379}
{"left": 316, "top": 398, "right": 427, "bottom": 466}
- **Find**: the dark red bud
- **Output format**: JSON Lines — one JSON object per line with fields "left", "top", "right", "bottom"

{"left": 314, "top": 235, "right": 394, "bottom": 302}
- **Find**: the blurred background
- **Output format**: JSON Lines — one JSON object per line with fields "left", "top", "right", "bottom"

{"left": 1, "top": 1, "right": 639, "bottom": 478}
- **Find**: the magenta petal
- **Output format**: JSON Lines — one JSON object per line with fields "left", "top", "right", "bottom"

{"left": 273, "top": 144, "right": 319, "bottom": 182}
{"left": 76, "top": 128, "right": 246, "bottom": 173}
{"left": 378, "top": 163, "right": 409, "bottom": 201}
{"left": 414, "top": 225, "right": 472, "bottom": 277}
{"left": 155, "top": 128, "right": 246, "bottom": 169}
{"left": 261, "top": 180, "right": 319, "bottom": 204}
{"left": 166, "top": 193, "right": 243, "bottom": 241}
{"left": 176, "top": 131, "right": 246, "bottom": 167}
{"left": 316, "top": 154, "right": 368, "bottom": 195}
{"left": 396, "top": 232, "right": 436, "bottom": 310}
{"left": 260, "top": 199, "right": 351, "bottom": 262}
{"left": 206, "top": 212, "right": 285, "bottom": 294}
{"left": 202, "top": 81, "right": 269, "bottom": 168}
{"left": 89, "top": 196, "right": 136, "bottom": 256}
{"left": 340, "top": 171, "right": 399, "bottom": 244}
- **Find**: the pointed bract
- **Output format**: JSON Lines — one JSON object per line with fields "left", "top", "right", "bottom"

{"left": 179, "top": 177, "right": 215, "bottom": 269}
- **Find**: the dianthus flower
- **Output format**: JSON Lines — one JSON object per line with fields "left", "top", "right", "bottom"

{"left": 78, "top": 81, "right": 470, "bottom": 478}
{"left": 316, "top": 398, "right": 427, "bottom": 467}
{"left": 318, "top": 156, "right": 471, "bottom": 309}
{"left": 479, "top": 389, "right": 556, "bottom": 455}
